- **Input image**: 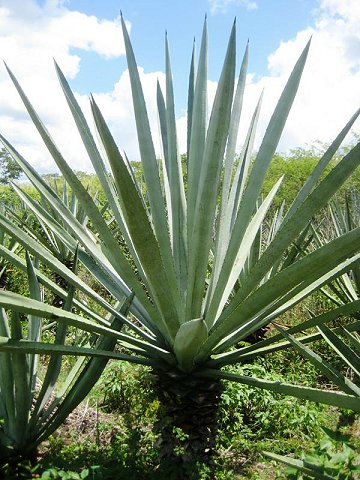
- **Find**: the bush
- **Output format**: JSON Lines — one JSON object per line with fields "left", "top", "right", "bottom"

{"left": 219, "top": 362, "right": 329, "bottom": 442}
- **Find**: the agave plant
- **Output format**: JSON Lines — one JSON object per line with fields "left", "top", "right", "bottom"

{"left": 8, "top": 179, "right": 94, "bottom": 310}
{"left": 310, "top": 189, "right": 360, "bottom": 312}
{"left": 0, "top": 17, "right": 360, "bottom": 472}
{"left": 0, "top": 249, "right": 135, "bottom": 471}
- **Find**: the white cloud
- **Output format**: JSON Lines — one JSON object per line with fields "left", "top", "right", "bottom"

{"left": 0, "top": 1, "right": 125, "bottom": 79}
{"left": 0, "top": 0, "right": 128, "bottom": 173}
{"left": 1, "top": 0, "right": 360, "bottom": 176}
{"left": 319, "top": 0, "right": 360, "bottom": 20}
{"left": 209, "top": 0, "right": 258, "bottom": 14}
{"left": 93, "top": 68, "right": 166, "bottom": 163}
{"left": 234, "top": 0, "right": 360, "bottom": 156}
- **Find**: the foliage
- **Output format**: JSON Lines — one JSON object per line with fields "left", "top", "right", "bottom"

{"left": 267, "top": 427, "right": 360, "bottom": 479}
{"left": 263, "top": 148, "right": 333, "bottom": 208}
{"left": 40, "top": 406, "right": 158, "bottom": 480}
{"left": 219, "top": 362, "right": 328, "bottom": 441}
{"left": 93, "top": 361, "right": 158, "bottom": 416}
{"left": 40, "top": 466, "right": 101, "bottom": 479}
{"left": 262, "top": 140, "right": 360, "bottom": 210}
{"left": 0, "top": 147, "right": 22, "bottom": 184}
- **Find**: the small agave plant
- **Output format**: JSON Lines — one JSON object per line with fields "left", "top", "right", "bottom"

{"left": 9, "top": 180, "right": 91, "bottom": 308}
{"left": 310, "top": 189, "right": 360, "bottom": 310}
{"left": 0, "top": 249, "right": 134, "bottom": 469}
{"left": 0, "top": 17, "right": 359, "bottom": 472}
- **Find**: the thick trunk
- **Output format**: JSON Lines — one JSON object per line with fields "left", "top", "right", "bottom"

{"left": 153, "top": 367, "right": 223, "bottom": 479}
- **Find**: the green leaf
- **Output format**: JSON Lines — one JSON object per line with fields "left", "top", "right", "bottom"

{"left": 187, "top": 39, "right": 196, "bottom": 157}
{"left": 91, "top": 95, "right": 180, "bottom": 341}
{"left": 0, "top": 336, "right": 154, "bottom": 365}
{"left": 0, "top": 291, "right": 172, "bottom": 361}
{"left": 11, "top": 311, "right": 31, "bottom": 443}
{"left": 0, "top": 242, "right": 106, "bottom": 326}
{"left": 207, "top": 42, "right": 251, "bottom": 306}
{"left": 205, "top": 175, "right": 283, "bottom": 326}
{"left": 187, "top": 19, "right": 208, "bottom": 237}
{"left": 200, "top": 227, "right": 360, "bottom": 358}
{"left": 225, "top": 141, "right": 360, "bottom": 321}
{"left": 274, "top": 324, "right": 360, "bottom": 396}
{"left": 211, "top": 301, "right": 360, "bottom": 367}
{"left": 0, "top": 308, "right": 16, "bottom": 437}
{"left": 341, "top": 327, "right": 360, "bottom": 354}
{"left": 198, "top": 369, "right": 360, "bottom": 412}
{"left": 164, "top": 35, "right": 187, "bottom": 294}
{"left": 121, "top": 16, "right": 178, "bottom": 301}
{"left": 263, "top": 452, "right": 334, "bottom": 479}
{"left": 1, "top": 69, "right": 156, "bottom": 322}
{"left": 318, "top": 324, "right": 360, "bottom": 377}
{"left": 186, "top": 21, "right": 236, "bottom": 319}
{"left": 0, "top": 207, "right": 154, "bottom": 342}
{"left": 215, "top": 39, "right": 311, "bottom": 302}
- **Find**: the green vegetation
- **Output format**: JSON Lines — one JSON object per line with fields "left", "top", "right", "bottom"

{"left": 263, "top": 144, "right": 360, "bottom": 209}
{"left": 266, "top": 427, "right": 360, "bottom": 479}
{"left": 0, "top": 148, "right": 22, "bottom": 185}
{"left": 0, "top": 17, "right": 359, "bottom": 480}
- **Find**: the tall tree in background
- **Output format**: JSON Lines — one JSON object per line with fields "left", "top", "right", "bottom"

{"left": 0, "top": 147, "right": 22, "bottom": 184}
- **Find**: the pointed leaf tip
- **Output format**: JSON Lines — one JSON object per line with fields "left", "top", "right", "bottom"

{"left": 120, "top": 13, "right": 127, "bottom": 29}
{"left": 4, "top": 61, "right": 11, "bottom": 74}
{"left": 53, "top": 58, "right": 61, "bottom": 71}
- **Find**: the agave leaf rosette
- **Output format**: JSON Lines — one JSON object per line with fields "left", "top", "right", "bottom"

{"left": 0, "top": 17, "right": 360, "bottom": 415}
{"left": 0, "top": 251, "right": 138, "bottom": 460}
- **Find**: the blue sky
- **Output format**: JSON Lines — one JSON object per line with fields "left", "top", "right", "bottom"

{"left": 67, "top": 0, "right": 316, "bottom": 100}
{"left": 0, "top": 0, "right": 359, "bottom": 172}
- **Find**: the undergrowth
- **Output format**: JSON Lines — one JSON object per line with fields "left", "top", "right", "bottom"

{"left": 26, "top": 348, "right": 351, "bottom": 480}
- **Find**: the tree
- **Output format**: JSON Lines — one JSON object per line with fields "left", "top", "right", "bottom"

{"left": 0, "top": 147, "right": 22, "bottom": 184}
